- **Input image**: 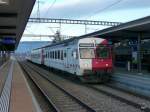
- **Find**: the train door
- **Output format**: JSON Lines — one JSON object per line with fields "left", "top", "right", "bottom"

{"left": 66, "top": 48, "right": 70, "bottom": 72}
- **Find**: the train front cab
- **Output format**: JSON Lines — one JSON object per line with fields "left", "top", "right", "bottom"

{"left": 78, "top": 40, "right": 113, "bottom": 83}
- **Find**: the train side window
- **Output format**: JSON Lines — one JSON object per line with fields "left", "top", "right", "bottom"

{"left": 50, "top": 51, "right": 52, "bottom": 59}
{"left": 49, "top": 52, "right": 50, "bottom": 58}
{"left": 49, "top": 52, "right": 51, "bottom": 58}
{"left": 58, "top": 50, "right": 59, "bottom": 59}
{"left": 46, "top": 52, "right": 48, "bottom": 58}
{"left": 54, "top": 51, "right": 55, "bottom": 59}
{"left": 73, "top": 51, "right": 77, "bottom": 59}
{"left": 61, "top": 50, "right": 63, "bottom": 60}
{"left": 53, "top": 51, "right": 55, "bottom": 59}
{"left": 55, "top": 51, "right": 57, "bottom": 59}
{"left": 49, "top": 52, "right": 51, "bottom": 59}
{"left": 76, "top": 49, "right": 78, "bottom": 59}
{"left": 57, "top": 51, "right": 59, "bottom": 59}
{"left": 56, "top": 51, "right": 58, "bottom": 59}
{"left": 47, "top": 52, "right": 48, "bottom": 58}
{"left": 51, "top": 51, "right": 53, "bottom": 59}
{"left": 71, "top": 49, "right": 78, "bottom": 59}
{"left": 49, "top": 51, "right": 51, "bottom": 58}
{"left": 64, "top": 51, "right": 66, "bottom": 58}
{"left": 48, "top": 52, "right": 49, "bottom": 58}
{"left": 58, "top": 50, "right": 61, "bottom": 59}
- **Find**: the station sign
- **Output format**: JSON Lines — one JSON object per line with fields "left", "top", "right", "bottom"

{"left": 2, "top": 37, "right": 16, "bottom": 44}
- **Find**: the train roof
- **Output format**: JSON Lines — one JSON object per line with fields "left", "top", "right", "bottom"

{"left": 33, "top": 36, "right": 101, "bottom": 50}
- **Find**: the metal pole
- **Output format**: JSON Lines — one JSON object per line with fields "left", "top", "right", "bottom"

{"left": 137, "top": 33, "right": 142, "bottom": 73}
{"left": 0, "top": 51, "right": 1, "bottom": 66}
{"left": 85, "top": 24, "right": 87, "bottom": 34}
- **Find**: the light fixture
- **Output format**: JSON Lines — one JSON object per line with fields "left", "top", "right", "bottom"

{"left": 0, "top": 0, "right": 9, "bottom": 5}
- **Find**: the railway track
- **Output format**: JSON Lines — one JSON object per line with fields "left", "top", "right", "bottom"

{"left": 21, "top": 61, "right": 147, "bottom": 112}
{"left": 20, "top": 62, "right": 96, "bottom": 112}
{"left": 87, "top": 85, "right": 150, "bottom": 112}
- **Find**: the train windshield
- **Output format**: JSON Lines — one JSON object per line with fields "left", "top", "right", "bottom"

{"left": 80, "top": 48, "right": 95, "bottom": 59}
{"left": 95, "top": 46, "right": 110, "bottom": 58}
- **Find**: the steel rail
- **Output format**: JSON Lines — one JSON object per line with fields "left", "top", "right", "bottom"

{"left": 20, "top": 63, "right": 60, "bottom": 112}
{"left": 21, "top": 62, "right": 96, "bottom": 112}
{"left": 87, "top": 85, "right": 150, "bottom": 112}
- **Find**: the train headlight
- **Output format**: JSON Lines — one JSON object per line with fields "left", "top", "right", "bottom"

{"left": 106, "top": 64, "right": 108, "bottom": 67}
{"left": 84, "top": 64, "right": 88, "bottom": 67}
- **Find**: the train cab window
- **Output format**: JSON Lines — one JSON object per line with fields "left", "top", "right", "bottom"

{"left": 96, "top": 46, "right": 109, "bottom": 58}
{"left": 80, "top": 48, "right": 95, "bottom": 59}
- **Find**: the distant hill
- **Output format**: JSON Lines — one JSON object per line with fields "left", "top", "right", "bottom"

{"left": 15, "top": 41, "right": 51, "bottom": 53}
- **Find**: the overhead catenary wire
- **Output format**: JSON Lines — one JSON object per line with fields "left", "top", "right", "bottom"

{"left": 43, "top": 0, "right": 59, "bottom": 38}
{"left": 84, "top": 0, "right": 124, "bottom": 34}
{"left": 44, "top": 0, "right": 56, "bottom": 17}
{"left": 89, "top": 0, "right": 124, "bottom": 18}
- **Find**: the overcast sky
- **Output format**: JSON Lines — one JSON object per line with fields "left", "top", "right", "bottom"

{"left": 22, "top": 0, "right": 150, "bottom": 41}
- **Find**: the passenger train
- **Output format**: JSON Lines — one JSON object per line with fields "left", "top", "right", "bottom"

{"left": 28, "top": 37, "right": 113, "bottom": 83}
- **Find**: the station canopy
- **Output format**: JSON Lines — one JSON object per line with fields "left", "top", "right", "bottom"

{"left": 0, "top": 0, "right": 35, "bottom": 51}
{"left": 80, "top": 16, "right": 150, "bottom": 42}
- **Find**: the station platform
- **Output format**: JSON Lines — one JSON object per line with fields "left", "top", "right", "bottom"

{"left": 112, "top": 67, "right": 150, "bottom": 98}
{"left": 115, "top": 67, "right": 150, "bottom": 76}
{"left": 0, "top": 57, "right": 39, "bottom": 112}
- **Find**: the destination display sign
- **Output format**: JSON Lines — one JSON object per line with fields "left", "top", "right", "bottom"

{"left": 79, "top": 43, "right": 94, "bottom": 47}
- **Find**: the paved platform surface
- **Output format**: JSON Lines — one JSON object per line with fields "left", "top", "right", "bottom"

{"left": 115, "top": 67, "right": 150, "bottom": 76}
{"left": 0, "top": 58, "right": 38, "bottom": 112}
{"left": 10, "top": 60, "right": 36, "bottom": 112}
{"left": 113, "top": 67, "right": 150, "bottom": 98}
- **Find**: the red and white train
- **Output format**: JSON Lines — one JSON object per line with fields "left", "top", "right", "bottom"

{"left": 28, "top": 37, "right": 113, "bottom": 83}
